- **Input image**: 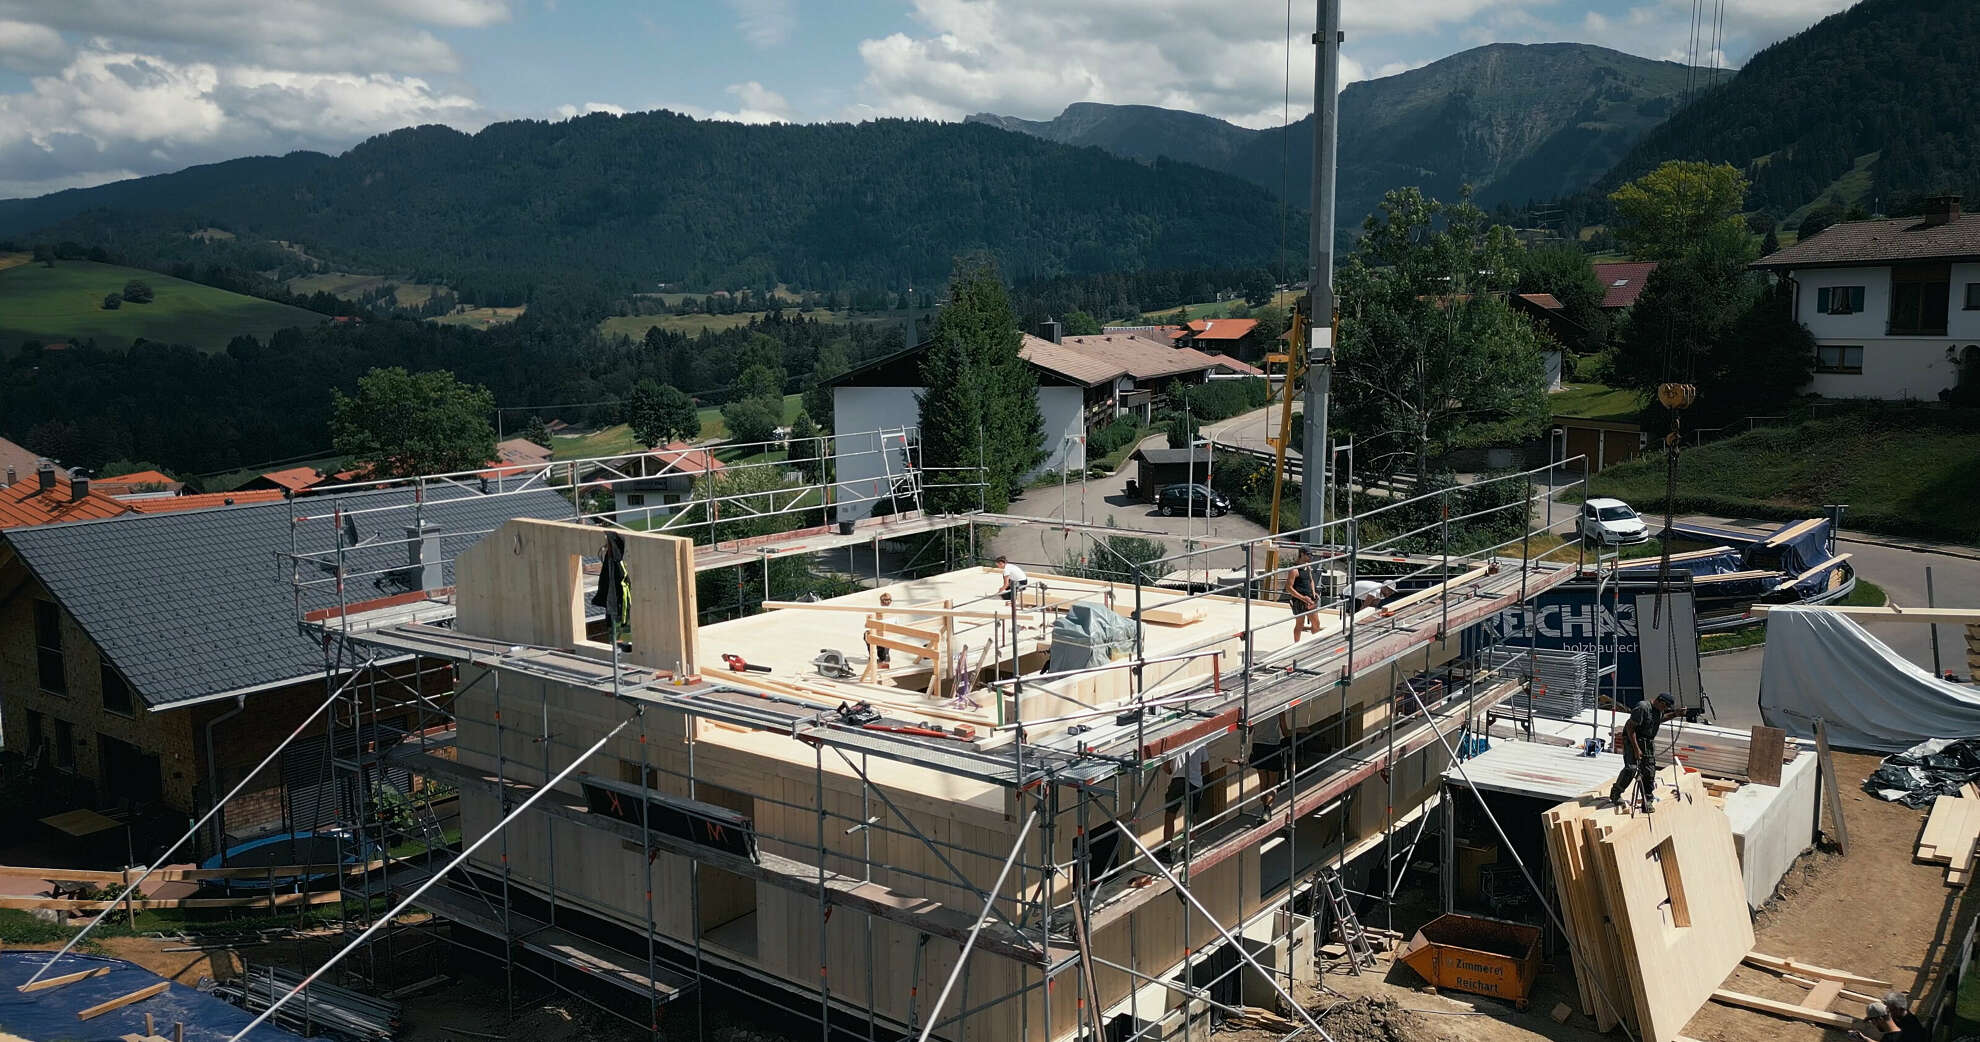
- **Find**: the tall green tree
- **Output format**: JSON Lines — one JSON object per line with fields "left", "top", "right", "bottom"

{"left": 802, "top": 341, "right": 850, "bottom": 428}
{"left": 720, "top": 395, "right": 782, "bottom": 445}
{"left": 1518, "top": 243, "right": 1608, "bottom": 353}
{"left": 1061, "top": 310, "right": 1102, "bottom": 336}
{"left": 786, "top": 411, "right": 824, "bottom": 482}
{"left": 627, "top": 380, "right": 700, "bottom": 448}
{"left": 331, "top": 367, "right": 497, "bottom": 477}
{"left": 1334, "top": 188, "right": 1551, "bottom": 489}
{"left": 1609, "top": 161, "right": 1751, "bottom": 263}
{"left": 917, "top": 256, "right": 1040, "bottom": 511}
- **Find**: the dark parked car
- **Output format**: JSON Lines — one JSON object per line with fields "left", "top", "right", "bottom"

{"left": 1157, "top": 483, "right": 1230, "bottom": 517}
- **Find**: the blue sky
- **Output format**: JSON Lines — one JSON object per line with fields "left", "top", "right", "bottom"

{"left": 0, "top": 0, "right": 1858, "bottom": 198}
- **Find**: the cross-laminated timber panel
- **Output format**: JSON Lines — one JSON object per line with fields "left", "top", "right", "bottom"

{"left": 1547, "top": 768, "right": 1754, "bottom": 1042}
{"left": 452, "top": 518, "right": 698, "bottom": 676}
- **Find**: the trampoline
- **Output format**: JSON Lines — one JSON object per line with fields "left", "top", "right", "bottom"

{"left": 200, "top": 829, "right": 363, "bottom": 891}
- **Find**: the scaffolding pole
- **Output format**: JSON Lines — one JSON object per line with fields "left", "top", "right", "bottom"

{"left": 226, "top": 711, "right": 639, "bottom": 1042}
{"left": 915, "top": 809, "right": 1039, "bottom": 1042}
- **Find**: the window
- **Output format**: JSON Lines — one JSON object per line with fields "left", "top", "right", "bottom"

{"left": 101, "top": 663, "right": 134, "bottom": 716}
{"left": 33, "top": 600, "right": 65, "bottom": 695}
{"left": 625, "top": 493, "right": 646, "bottom": 506}
{"left": 1815, "top": 285, "right": 1865, "bottom": 315}
{"left": 1889, "top": 264, "right": 1951, "bottom": 335}
{"left": 1966, "top": 283, "right": 1980, "bottom": 310}
{"left": 1815, "top": 345, "right": 1864, "bottom": 374}
{"left": 51, "top": 718, "right": 74, "bottom": 771}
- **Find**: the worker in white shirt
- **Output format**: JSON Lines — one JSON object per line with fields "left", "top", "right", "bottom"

{"left": 1161, "top": 743, "right": 1211, "bottom": 850}
{"left": 995, "top": 555, "right": 1028, "bottom": 602}
{"left": 1350, "top": 579, "right": 1397, "bottom": 617}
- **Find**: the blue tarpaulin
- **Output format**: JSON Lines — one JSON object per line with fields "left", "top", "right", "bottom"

{"left": 0, "top": 951, "right": 303, "bottom": 1042}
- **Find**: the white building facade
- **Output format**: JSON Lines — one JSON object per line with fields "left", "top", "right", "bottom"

{"left": 1755, "top": 200, "right": 1980, "bottom": 401}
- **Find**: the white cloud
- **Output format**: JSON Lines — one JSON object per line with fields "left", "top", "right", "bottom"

{"left": 0, "top": 45, "right": 480, "bottom": 198}
{"left": 726, "top": 0, "right": 795, "bottom": 48}
{"left": 851, "top": 0, "right": 1576, "bottom": 128}
{"left": 556, "top": 101, "right": 627, "bottom": 119}
{"left": 0, "top": 19, "right": 66, "bottom": 70}
{"left": 664, "top": 81, "right": 792, "bottom": 125}
{"left": 1577, "top": 0, "right": 1855, "bottom": 70}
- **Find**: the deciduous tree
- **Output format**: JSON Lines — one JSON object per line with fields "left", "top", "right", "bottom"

{"left": 1061, "top": 309, "right": 1102, "bottom": 336}
{"left": 1609, "top": 161, "right": 1751, "bottom": 263}
{"left": 627, "top": 380, "right": 700, "bottom": 448}
{"left": 331, "top": 367, "right": 497, "bottom": 478}
{"left": 1334, "top": 188, "right": 1550, "bottom": 489}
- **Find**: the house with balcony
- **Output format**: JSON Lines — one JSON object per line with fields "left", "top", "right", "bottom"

{"left": 1752, "top": 196, "right": 1980, "bottom": 400}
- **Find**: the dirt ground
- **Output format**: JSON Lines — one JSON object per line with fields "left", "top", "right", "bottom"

{"left": 1225, "top": 750, "right": 1970, "bottom": 1042}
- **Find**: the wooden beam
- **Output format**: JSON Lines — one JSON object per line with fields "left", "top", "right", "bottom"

{"left": 17, "top": 966, "right": 112, "bottom": 993}
{"left": 1772, "top": 554, "right": 1852, "bottom": 593}
{"left": 0, "top": 860, "right": 387, "bottom": 884}
{"left": 0, "top": 890, "right": 345, "bottom": 912}
{"left": 759, "top": 601, "right": 1005, "bottom": 620}
{"left": 1816, "top": 719, "right": 1849, "bottom": 854}
{"left": 1744, "top": 953, "right": 1890, "bottom": 990}
{"left": 77, "top": 981, "right": 169, "bottom": 1021}
{"left": 1711, "top": 988, "right": 1857, "bottom": 1028}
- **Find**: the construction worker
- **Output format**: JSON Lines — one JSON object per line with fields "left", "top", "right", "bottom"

{"left": 1250, "top": 709, "right": 1292, "bottom": 810}
{"left": 1160, "top": 743, "right": 1210, "bottom": 853}
{"left": 1607, "top": 692, "right": 1680, "bottom": 810}
{"left": 1883, "top": 993, "right": 1928, "bottom": 1042}
{"left": 872, "top": 592, "right": 893, "bottom": 670}
{"left": 1288, "top": 549, "right": 1321, "bottom": 641}
{"left": 1350, "top": 579, "right": 1398, "bottom": 616}
{"left": 1853, "top": 1001, "right": 1902, "bottom": 1042}
{"left": 995, "top": 554, "right": 1028, "bottom": 602}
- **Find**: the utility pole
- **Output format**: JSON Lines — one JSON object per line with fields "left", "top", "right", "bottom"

{"left": 1302, "top": 0, "right": 1342, "bottom": 534}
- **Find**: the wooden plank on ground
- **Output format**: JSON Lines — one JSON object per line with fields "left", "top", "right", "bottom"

{"left": 18, "top": 966, "right": 112, "bottom": 992}
{"left": 1802, "top": 979, "right": 1843, "bottom": 1011}
{"left": 1711, "top": 988, "right": 1856, "bottom": 1028}
{"left": 1747, "top": 726, "right": 1787, "bottom": 787}
{"left": 1744, "top": 953, "right": 1891, "bottom": 989}
{"left": 1815, "top": 719, "right": 1848, "bottom": 854}
{"left": 76, "top": 981, "right": 169, "bottom": 1020}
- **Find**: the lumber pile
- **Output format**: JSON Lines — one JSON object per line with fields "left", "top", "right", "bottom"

{"left": 1663, "top": 722, "right": 1799, "bottom": 781}
{"left": 1711, "top": 952, "right": 1889, "bottom": 1027}
{"left": 1917, "top": 793, "right": 1980, "bottom": 885}
{"left": 1544, "top": 767, "right": 1755, "bottom": 1042}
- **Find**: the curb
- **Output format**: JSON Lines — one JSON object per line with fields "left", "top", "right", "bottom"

{"left": 1837, "top": 534, "right": 1980, "bottom": 564}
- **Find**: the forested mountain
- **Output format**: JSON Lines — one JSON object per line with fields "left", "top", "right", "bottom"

{"left": 969, "top": 43, "right": 1693, "bottom": 229}
{"left": 0, "top": 114, "right": 1288, "bottom": 302}
{"left": 1596, "top": 0, "right": 1980, "bottom": 221}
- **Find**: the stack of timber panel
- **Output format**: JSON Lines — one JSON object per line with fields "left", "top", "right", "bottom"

{"left": 1544, "top": 767, "right": 1755, "bottom": 1042}
{"left": 1662, "top": 722, "right": 1798, "bottom": 781}
{"left": 1916, "top": 792, "right": 1980, "bottom": 885}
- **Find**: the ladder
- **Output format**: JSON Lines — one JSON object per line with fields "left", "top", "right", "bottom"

{"left": 1319, "top": 868, "right": 1377, "bottom": 974}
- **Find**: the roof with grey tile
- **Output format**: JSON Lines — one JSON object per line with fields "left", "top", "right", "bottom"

{"left": 1752, "top": 212, "right": 1980, "bottom": 270}
{"left": 3, "top": 485, "right": 575, "bottom": 709}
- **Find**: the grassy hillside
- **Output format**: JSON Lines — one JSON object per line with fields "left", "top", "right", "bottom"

{"left": 1585, "top": 412, "right": 1980, "bottom": 544}
{"left": 550, "top": 394, "right": 806, "bottom": 458}
{"left": 0, "top": 258, "right": 325, "bottom": 352}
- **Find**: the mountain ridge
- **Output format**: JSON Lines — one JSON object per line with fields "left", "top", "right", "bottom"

{"left": 967, "top": 42, "right": 1695, "bottom": 228}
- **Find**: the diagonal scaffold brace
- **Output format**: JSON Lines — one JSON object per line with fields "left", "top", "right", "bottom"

{"left": 20, "top": 653, "right": 382, "bottom": 989}
{"left": 224, "top": 709, "right": 642, "bottom": 1042}
{"left": 914, "top": 808, "right": 1039, "bottom": 1042}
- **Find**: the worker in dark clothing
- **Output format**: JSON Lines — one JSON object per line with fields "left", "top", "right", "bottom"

{"left": 1289, "top": 549, "right": 1322, "bottom": 641}
{"left": 1883, "top": 993, "right": 1928, "bottom": 1042}
{"left": 1854, "top": 1001, "right": 1903, "bottom": 1042}
{"left": 1607, "top": 692, "right": 1679, "bottom": 810}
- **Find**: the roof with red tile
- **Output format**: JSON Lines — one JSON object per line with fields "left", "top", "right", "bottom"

{"left": 495, "top": 437, "right": 554, "bottom": 467}
{"left": 97, "top": 470, "right": 185, "bottom": 497}
{"left": 256, "top": 466, "right": 322, "bottom": 493}
{"left": 1019, "top": 336, "right": 1130, "bottom": 386}
{"left": 1051, "top": 333, "right": 1228, "bottom": 382}
{"left": 0, "top": 472, "right": 134, "bottom": 529}
{"left": 1592, "top": 262, "right": 1658, "bottom": 308}
{"left": 128, "top": 490, "right": 289, "bottom": 513}
{"left": 1515, "top": 292, "right": 1564, "bottom": 310}
{"left": 649, "top": 443, "right": 726, "bottom": 476}
{"left": 1184, "top": 318, "right": 1259, "bottom": 341}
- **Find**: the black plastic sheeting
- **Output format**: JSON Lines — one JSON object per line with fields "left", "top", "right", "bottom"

{"left": 1864, "top": 738, "right": 1980, "bottom": 807}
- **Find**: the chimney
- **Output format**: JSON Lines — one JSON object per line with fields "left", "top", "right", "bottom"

{"left": 404, "top": 522, "right": 444, "bottom": 591}
{"left": 1924, "top": 195, "right": 1963, "bottom": 226}
{"left": 4, "top": 466, "right": 13, "bottom": 487}
{"left": 1040, "top": 320, "right": 1062, "bottom": 344}
{"left": 36, "top": 458, "right": 55, "bottom": 493}
{"left": 69, "top": 468, "right": 89, "bottom": 501}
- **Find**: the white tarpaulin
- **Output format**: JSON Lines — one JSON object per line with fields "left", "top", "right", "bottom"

{"left": 1759, "top": 606, "right": 1980, "bottom": 751}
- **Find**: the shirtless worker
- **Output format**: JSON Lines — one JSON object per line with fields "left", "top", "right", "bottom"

{"left": 1607, "top": 692, "right": 1680, "bottom": 811}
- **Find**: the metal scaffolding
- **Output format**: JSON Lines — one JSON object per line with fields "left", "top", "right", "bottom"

{"left": 229, "top": 437, "right": 1594, "bottom": 1042}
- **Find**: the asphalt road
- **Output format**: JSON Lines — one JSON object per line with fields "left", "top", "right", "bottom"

{"left": 990, "top": 435, "right": 1270, "bottom": 579}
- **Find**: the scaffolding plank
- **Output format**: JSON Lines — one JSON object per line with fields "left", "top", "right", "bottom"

{"left": 391, "top": 749, "right": 1065, "bottom": 966}
{"left": 405, "top": 879, "right": 693, "bottom": 1001}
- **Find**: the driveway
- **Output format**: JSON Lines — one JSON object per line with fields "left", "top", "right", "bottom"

{"left": 991, "top": 435, "right": 1272, "bottom": 581}
{"left": 1202, "top": 402, "right": 1299, "bottom": 461}
{"left": 1695, "top": 517, "right": 1980, "bottom": 727}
